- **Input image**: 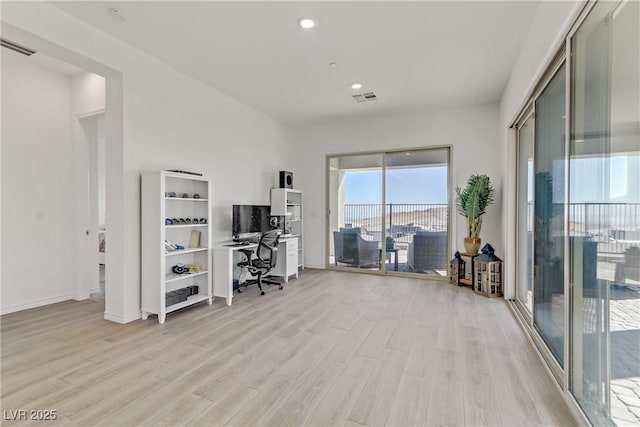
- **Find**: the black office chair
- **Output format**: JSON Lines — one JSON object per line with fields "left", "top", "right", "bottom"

{"left": 237, "top": 229, "right": 283, "bottom": 295}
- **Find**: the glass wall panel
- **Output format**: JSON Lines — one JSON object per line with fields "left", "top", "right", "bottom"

{"left": 328, "top": 154, "right": 383, "bottom": 271}
{"left": 533, "top": 62, "right": 567, "bottom": 367}
{"left": 385, "top": 149, "right": 449, "bottom": 276}
{"left": 517, "top": 115, "right": 535, "bottom": 314}
{"left": 570, "top": 1, "right": 640, "bottom": 425}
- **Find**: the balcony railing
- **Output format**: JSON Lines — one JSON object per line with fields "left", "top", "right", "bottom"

{"left": 343, "top": 203, "right": 449, "bottom": 244}
{"left": 524, "top": 202, "right": 640, "bottom": 255}
{"left": 343, "top": 202, "right": 639, "bottom": 253}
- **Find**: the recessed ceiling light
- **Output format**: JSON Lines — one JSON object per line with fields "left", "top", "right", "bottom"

{"left": 109, "top": 7, "right": 126, "bottom": 21}
{"left": 351, "top": 83, "right": 362, "bottom": 90}
{"left": 298, "top": 18, "right": 316, "bottom": 29}
{"left": 329, "top": 62, "right": 337, "bottom": 68}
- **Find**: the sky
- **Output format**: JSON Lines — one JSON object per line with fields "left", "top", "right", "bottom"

{"left": 344, "top": 155, "right": 639, "bottom": 205}
{"left": 344, "top": 167, "right": 448, "bottom": 205}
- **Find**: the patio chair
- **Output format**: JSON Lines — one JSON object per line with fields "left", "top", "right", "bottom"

{"left": 615, "top": 246, "right": 640, "bottom": 285}
{"left": 407, "top": 231, "right": 448, "bottom": 273}
{"left": 333, "top": 227, "right": 379, "bottom": 268}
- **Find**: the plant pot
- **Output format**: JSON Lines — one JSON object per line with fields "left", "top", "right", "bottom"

{"left": 464, "top": 237, "right": 482, "bottom": 254}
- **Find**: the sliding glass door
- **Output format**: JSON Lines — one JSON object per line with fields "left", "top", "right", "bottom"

{"left": 328, "top": 154, "right": 383, "bottom": 272}
{"left": 569, "top": 1, "right": 640, "bottom": 425}
{"left": 513, "top": 1, "right": 639, "bottom": 425}
{"left": 385, "top": 149, "right": 449, "bottom": 275}
{"left": 533, "top": 62, "right": 567, "bottom": 368}
{"left": 327, "top": 148, "right": 450, "bottom": 277}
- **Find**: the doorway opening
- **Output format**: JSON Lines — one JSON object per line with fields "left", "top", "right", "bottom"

{"left": 77, "top": 110, "right": 107, "bottom": 303}
{"left": 1, "top": 27, "right": 122, "bottom": 320}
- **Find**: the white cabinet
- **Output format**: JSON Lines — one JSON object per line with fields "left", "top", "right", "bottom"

{"left": 141, "top": 171, "right": 212, "bottom": 324}
{"left": 270, "top": 238, "right": 298, "bottom": 282}
{"left": 270, "top": 188, "right": 304, "bottom": 269}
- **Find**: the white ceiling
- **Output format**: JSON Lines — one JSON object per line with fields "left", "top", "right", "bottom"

{"left": 52, "top": 1, "right": 541, "bottom": 126}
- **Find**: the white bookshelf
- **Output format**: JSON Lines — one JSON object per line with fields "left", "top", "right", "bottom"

{"left": 270, "top": 188, "right": 304, "bottom": 269}
{"left": 141, "top": 171, "right": 213, "bottom": 323}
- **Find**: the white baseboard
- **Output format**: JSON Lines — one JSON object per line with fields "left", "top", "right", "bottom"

{"left": 0, "top": 294, "right": 74, "bottom": 315}
{"left": 103, "top": 310, "right": 141, "bottom": 324}
{"left": 74, "top": 292, "right": 90, "bottom": 301}
{"left": 304, "top": 263, "right": 325, "bottom": 269}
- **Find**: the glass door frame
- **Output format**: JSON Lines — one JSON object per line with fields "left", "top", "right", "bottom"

{"left": 508, "top": 2, "right": 626, "bottom": 425}
{"left": 325, "top": 146, "right": 453, "bottom": 280}
{"left": 325, "top": 152, "right": 385, "bottom": 274}
{"left": 511, "top": 50, "right": 570, "bottom": 389}
{"left": 514, "top": 104, "right": 535, "bottom": 325}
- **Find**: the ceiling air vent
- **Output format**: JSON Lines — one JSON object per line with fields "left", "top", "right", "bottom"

{"left": 363, "top": 91, "right": 378, "bottom": 101}
{"left": 352, "top": 91, "right": 378, "bottom": 103}
{"left": 1, "top": 38, "right": 36, "bottom": 56}
{"left": 352, "top": 93, "right": 366, "bottom": 103}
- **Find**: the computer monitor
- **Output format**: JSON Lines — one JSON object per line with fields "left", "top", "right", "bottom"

{"left": 232, "top": 205, "right": 272, "bottom": 241}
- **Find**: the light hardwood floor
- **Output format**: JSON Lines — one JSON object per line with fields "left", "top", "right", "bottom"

{"left": 1, "top": 269, "right": 577, "bottom": 426}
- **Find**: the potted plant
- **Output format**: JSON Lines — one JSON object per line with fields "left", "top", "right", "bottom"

{"left": 455, "top": 174, "right": 495, "bottom": 254}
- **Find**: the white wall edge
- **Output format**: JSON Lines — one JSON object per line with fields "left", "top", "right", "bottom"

{"left": 1, "top": 294, "right": 74, "bottom": 315}
{"left": 73, "top": 292, "right": 90, "bottom": 301}
{"left": 103, "top": 310, "right": 141, "bottom": 324}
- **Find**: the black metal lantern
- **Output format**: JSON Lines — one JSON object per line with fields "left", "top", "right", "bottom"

{"left": 449, "top": 251, "right": 466, "bottom": 285}
{"left": 473, "top": 244, "right": 503, "bottom": 297}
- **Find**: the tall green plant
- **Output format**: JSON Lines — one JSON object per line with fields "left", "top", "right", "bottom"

{"left": 455, "top": 174, "right": 495, "bottom": 238}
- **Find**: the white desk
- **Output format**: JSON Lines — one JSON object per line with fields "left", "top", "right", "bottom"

{"left": 212, "top": 237, "right": 298, "bottom": 305}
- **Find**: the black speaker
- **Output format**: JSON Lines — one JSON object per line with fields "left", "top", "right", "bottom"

{"left": 279, "top": 171, "right": 293, "bottom": 189}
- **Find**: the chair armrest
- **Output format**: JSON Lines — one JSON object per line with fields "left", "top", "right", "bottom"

{"left": 363, "top": 239, "right": 378, "bottom": 251}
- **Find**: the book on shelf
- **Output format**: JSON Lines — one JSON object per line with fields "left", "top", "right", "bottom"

{"left": 189, "top": 230, "right": 201, "bottom": 248}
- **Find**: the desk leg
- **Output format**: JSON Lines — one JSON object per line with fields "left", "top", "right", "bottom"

{"left": 213, "top": 249, "right": 234, "bottom": 306}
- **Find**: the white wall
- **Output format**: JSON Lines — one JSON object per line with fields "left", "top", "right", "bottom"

{"left": 1, "top": 49, "right": 75, "bottom": 313}
{"left": 295, "top": 103, "right": 501, "bottom": 268}
{"left": 499, "top": 0, "right": 583, "bottom": 299}
{"left": 72, "top": 72, "right": 105, "bottom": 117}
{"left": 2, "top": 2, "right": 294, "bottom": 322}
